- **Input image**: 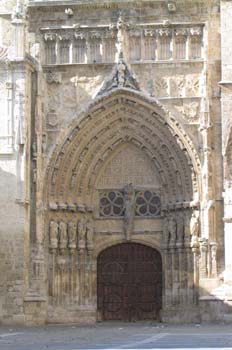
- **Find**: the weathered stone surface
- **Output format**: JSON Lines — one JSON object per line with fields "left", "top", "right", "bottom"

{"left": 0, "top": 0, "right": 230, "bottom": 325}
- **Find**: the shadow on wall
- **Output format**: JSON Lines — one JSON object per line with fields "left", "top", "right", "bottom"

{"left": 0, "top": 164, "right": 25, "bottom": 324}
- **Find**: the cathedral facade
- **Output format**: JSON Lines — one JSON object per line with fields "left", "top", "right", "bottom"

{"left": 0, "top": 0, "right": 232, "bottom": 325}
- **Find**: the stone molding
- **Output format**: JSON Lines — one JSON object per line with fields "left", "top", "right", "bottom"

{"left": 43, "top": 89, "right": 201, "bottom": 210}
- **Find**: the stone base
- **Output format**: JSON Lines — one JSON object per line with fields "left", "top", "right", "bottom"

{"left": 1, "top": 314, "right": 25, "bottom": 326}
{"left": 47, "top": 306, "right": 97, "bottom": 324}
{"left": 199, "top": 297, "right": 225, "bottom": 322}
{"left": 24, "top": 294, "right": 47, "bottom": 326}
{"left": 161, "top": 306, "right": 200, "bottom": 323}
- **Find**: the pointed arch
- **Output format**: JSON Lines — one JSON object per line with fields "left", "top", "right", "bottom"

{"left": 44, "top": 88, "right": 201, "bottom": 208}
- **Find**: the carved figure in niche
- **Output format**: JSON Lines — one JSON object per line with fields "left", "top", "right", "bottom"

{"left": 190, "top": 210, "right": 199, "bottom": 237}
{"left": 77, "top": 216, "right": 87, "bottom": 249}
{"left": 124, "top": 183, "right": 135, "bottom": 240}
{"left": 68, "top": 221, "right": 77, "bottom": 249}
{"left": 86, "top": 219, "right": 94, "bottom": 250}
{"left": 59, "top": 221, "right": 67, "bottom": 249}
{"left": 117, "top": 60, "right": 126, "bottom": 87}
{"left": 49, "top": 220, "right": 59, "bottom": 249}
{"left": 168, "top": 214, "right": 177, "bottom": 246}
{"left": 190, "top": 211, "right": 200, "bottom": 249}
{"left": 163, "top": 216, "right": 170, "bottom": 246}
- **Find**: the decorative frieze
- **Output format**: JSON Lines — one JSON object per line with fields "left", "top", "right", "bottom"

{"left": 49, "top": 201, "right": 93, "bottom": 213}
{"left": 46, "top": 72, "right": 62, "bottom": 84}
{"left": 42, "top": 25, "right": 204, "bottom": 65}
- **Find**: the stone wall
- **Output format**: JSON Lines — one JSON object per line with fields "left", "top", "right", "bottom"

{"left": 0, "top": 0, "right": 33, "bottom": 324}
{"left": 0, "top": 0, "right": 229, "bottom": 324}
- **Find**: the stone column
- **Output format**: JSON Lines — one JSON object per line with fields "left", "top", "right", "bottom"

{"left": 9, "top": 1, "right": 26, "bottom": 60}
{"left": 199, "top": 238, "right": 208, "bottom": 278}
{"left": 221, "top": 0, "right": 232, "bottom": 297}
{"left": 223, "top": 184, "right": 232, "bottom": 289}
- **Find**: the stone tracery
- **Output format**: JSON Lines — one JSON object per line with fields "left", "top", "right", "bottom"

{"left": 42, "top": 87, "right": 205, "bottom": 321}
{"left": 45, "top": 90, "right": 200, "bottom": 209}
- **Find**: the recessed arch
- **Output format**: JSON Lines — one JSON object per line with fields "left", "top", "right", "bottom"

{"left": 44, "top": 89, "right": 201, "bottom": 207}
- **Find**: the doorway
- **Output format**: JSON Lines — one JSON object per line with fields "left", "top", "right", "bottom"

{"left": 97, "top": 243, "right": 162, "bottom": 321}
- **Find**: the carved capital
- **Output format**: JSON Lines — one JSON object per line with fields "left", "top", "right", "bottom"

{"left": 144, "top": 29, "right": 156, "bottom": 37}
{"left": 174, "top": 28, "right": 188, "bottom": 37}
{"left": 74, "top": 31, "right": 86, "bottom": 40}
{"left": 190, "top": 27, "right": 202, "bottom": 36}
{"left": 157, "top": 28, "right": 172, "bottom": 37}
{"left": 44, "top": 32, "right": 57, "bottom": 42}
{"left": 58, "top": 32, "right": 72, "bottom": 41}
{"left": 89, "top": 30, "right": 102, "bottom": 39}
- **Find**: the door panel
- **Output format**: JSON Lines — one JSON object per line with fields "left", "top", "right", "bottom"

{"left": 97, "top": 243, "right": 162, "bottom": 321}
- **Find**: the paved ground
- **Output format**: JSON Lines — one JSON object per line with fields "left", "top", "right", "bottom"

{"left": 0, "top": 322, "right": 232, "bottom": 350}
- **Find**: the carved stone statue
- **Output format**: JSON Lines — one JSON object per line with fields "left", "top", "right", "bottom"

{"left": 49, "top": 220, "right": 59, "bottom": 249}
{"left": 59, "top": 221, "right": 67, "bottom": 249}
{"left": 124, "top": 183, "right": 135, "bottom": 240}
{"left": 68, "top": 221, "right": 77, "bottom": 249}
{"left": 190, "top": 211, "right": 200, "bottom": 249}
{"left": 77, "top": 216, "right": 87, "bottom": 249}
{"left": 116, "top": 11, "right": 125, "bottom": 58}
{"left": 190, "top": 210, "right": 199, "bottom": 237}
{"left": 168, "top": 214, "right": 177, "bottom": 246}
{"left": 163, "top": 216, "right": 170, "bottom": 246}
{"left": 86, "top": 219, "right": 94, "bottom": 250}
{"left": 117, "top": 60, "right": 126, "bottom": 87}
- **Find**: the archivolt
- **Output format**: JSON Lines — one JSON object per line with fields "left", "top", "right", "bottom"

{"left": 44, "top": 89, "right": 201, "bottom": 206}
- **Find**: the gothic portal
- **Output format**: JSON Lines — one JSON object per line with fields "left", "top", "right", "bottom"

{"left": 1, "top": 0, "right": 232, "bottom": 326}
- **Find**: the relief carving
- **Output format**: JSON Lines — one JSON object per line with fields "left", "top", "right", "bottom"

{"left": 98, "top": 59, "right": 140, "bottom": 95}
{"left": 176, "top": 102, "right": 200, "bottom": 123}
{"left": 46, "top": 72, "right": 62, "bottom": 84}
{"left": 68, "top": 222, "right": 77, "bottom": 249}
{"left": 78, "top": 216, "right": 87, "bottom": 249}
{"left": 153, "top": 78, "right": 169, "bottom": 97}
{"left": 169, "top": 78, "right": 184, "bottom": 97}
{"left": 47, "top": 111, "right": 58, "bottom": 128}
{"left": 49, "top": 220, "right": 59, "bottom": 249}
{"left": 124, "top": 183, "right": 135, "bottom": 240}
{"left": 185, "top": 77, "right": 200, "bottom": 97}
{"left": 59, "top": 221, "right": 67, "bottom": 250}
{"left": 86, "top": 220, "right": 94, "bottom": 251}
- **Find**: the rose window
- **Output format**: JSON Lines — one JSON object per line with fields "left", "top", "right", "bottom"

{"left": 135, "top": 190, "right": 161, "bottom": 217}
{"left": 99, "top": 189, "right": 161, "bottom": 218}
{"left": 99, "top": 190, "right": 124, "bottom": 217}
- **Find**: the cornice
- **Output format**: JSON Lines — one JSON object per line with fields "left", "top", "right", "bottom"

{"left": 28, "top": 0, "right": 166, "bottom": 10}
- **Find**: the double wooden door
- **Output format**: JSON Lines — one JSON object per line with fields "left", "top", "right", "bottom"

{"left": 97, "top": 243, "right": 162, "bottom": 321}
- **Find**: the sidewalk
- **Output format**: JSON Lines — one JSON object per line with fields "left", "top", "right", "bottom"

{"left": 0, "top": 322, "right": 232, "bottom": 350}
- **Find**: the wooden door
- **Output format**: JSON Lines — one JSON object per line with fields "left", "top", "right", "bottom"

{"left": 97, "top": 243, "right": 162, "bottom": 321}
